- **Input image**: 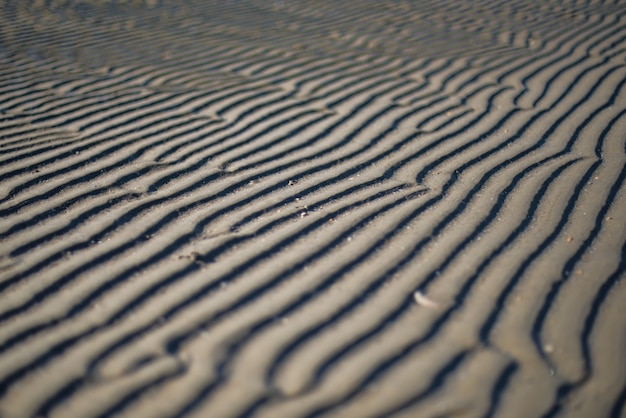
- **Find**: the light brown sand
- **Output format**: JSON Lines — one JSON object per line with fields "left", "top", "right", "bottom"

{"left": 0, "top": 1, "right": 625, "bottom": 417}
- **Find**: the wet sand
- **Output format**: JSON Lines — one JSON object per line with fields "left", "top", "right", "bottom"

{"left": 1, "top": 1, "right": 625, "bottom": 417}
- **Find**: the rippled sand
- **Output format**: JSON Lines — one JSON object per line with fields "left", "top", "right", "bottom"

{"left": 1, "top": 1, "right": 625, "bottom": 417}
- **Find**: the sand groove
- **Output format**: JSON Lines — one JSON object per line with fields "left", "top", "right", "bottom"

{"left": 1, "top": 1, "right": 625, "bottom": 417}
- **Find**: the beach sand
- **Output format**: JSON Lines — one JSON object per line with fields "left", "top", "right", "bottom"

{"left": 0, "top": 1, "right": 625, "bottom": 417}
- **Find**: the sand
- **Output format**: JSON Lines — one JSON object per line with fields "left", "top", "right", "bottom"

{"left": 0, "top": 1, "right": 625, "bottom": 417}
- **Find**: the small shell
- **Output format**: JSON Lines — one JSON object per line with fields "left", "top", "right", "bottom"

{"left": 413, "top": 291, "right": 441, "bottom": 309}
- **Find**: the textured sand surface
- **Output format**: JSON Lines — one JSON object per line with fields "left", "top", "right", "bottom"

{"left": 1, "top": 1, "right": 626, "bottom": 417}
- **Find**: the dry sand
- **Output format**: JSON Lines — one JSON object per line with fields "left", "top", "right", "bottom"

{"left": 1, "top": 1, "right": 625, "bottom": 417}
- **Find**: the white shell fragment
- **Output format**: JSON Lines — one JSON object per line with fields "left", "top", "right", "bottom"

{"left": 413, "top": 291, "right": 441, "bottom": 309}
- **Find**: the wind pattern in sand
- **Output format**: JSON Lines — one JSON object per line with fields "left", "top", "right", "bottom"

{"left": 1, "top": 0, "right": 626, "bottom": 417}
